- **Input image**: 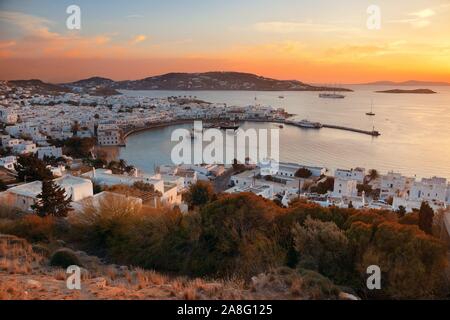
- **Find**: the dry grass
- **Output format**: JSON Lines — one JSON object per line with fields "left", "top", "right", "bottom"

{"left": 0, "top": 234, "right": 344, "bottom": 300}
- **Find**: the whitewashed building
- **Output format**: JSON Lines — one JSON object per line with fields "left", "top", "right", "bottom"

{"left": 335, "top": 167, "right": 365, "bottom": 184}
{"left": 97, "top": 124, "right": 123, "bottom": 146}
{"left": 380, "top": 171, "right": 415, "bottom": 200}
{"left": 0, "top": 175, "right": 93, "bottom": 212}
{"left": 0, "top": 156, "right": 16, "bottom": 171}
{"left": 332, "top": 177, "right": 358, "bottom": 198}
{"left": 37, "top": 146, "right": 63, "bottom": 159}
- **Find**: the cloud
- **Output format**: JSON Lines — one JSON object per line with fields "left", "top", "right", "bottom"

{"left": 94, "top": 35, "right": 111, "bottom": 45}
{"left": 409, "top": 8, "right": 435, "bottom": 18}
{"left": 130, "top": 34, "right": 147, "bottom": 45}
{"left": 391, "top": 7, "right": 441, "bottom": 29}
{"left": 0, "top": 10, "right": 58, "bottom": 39}
{"left": 253, "top": 21, "right": 360, "bottom": 34}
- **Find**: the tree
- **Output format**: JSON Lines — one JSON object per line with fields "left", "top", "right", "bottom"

{"left": 368, "top": 169, "right": 379, "bottom": 182}
{"left": 0, "top": 180, "right": 8, "bottom": 191}
{"left": 190, "top": 193, "right": 284, "bottom": 278}
{"left": 295, "top": 168, "right": 312, "bottom": 179}
{"left": 396, "top": 205, "right": 406, "bottom": 218}
{"left": 71, "top": 121, "right": 80, "bottom": 135}
{"left": 292, "top": 216, "right": 349, "bottom": 280}
{"left": 184, "top": 181, "right": 215, "bottom": 208}
{"left": 418, "top": 201, "right": 434, "bottom": 235}
{"left": 64, "top": 137, "right": 95, "bottom": 158}
{"left": 15, "top": 154, "right": 53, "bottom": 182}
{"left": 310, "top": 177, "right": 334, "bottom": 194}
{"left": 31, "top": 179, "right": 72, "bottom": 217}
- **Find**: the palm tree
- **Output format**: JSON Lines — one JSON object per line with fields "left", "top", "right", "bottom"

{"left": 368, "top": 169, "right": 379, "bottom": 182}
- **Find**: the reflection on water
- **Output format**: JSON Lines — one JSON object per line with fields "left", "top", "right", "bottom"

{"left": 119, "top": 86, "right": 450, "bottom": 179}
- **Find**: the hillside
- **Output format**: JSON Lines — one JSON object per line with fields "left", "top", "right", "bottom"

{"left": 0, "top": 234, "right": 352, "bottom": 300}
{"left": 63, "top": 72, "right": 353, "bottom": 92}
{"left": 7, "top": 80, "right": 71, "bottom": 95}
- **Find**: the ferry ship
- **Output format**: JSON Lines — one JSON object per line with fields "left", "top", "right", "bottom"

{"left": 319, "top": 93, "right": 345, "bottom": 99}
{"left": 218, "top": 122, "right": 240, "bottom": 130}
{"left": 292, "top": 119, "right": 323, "bottom": 129}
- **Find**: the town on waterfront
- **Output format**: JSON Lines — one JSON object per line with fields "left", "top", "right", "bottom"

{"left": 1, "top": 80, "right": 449, "bottom": 215}
{"left": 1, "top": 0, "right": 450, "bottom": 305}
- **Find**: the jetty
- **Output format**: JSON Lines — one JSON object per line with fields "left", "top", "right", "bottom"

{"left": 321, "top": 124, "right": 381, "bottom": 136}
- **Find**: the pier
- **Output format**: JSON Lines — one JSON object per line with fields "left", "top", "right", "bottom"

{"left": 321, "top": 124, "right": 381, "bottom": 137}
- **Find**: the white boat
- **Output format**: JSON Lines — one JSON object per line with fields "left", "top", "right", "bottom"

{"left": 366, "top": 100, "right": 376, "bottom": 116}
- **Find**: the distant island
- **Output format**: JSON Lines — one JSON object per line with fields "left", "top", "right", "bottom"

{"left": 359, "top": 80, "right": 450, "bottom": 86}
{"left": 375, "top": 89, "right": 437, "bottom": 94}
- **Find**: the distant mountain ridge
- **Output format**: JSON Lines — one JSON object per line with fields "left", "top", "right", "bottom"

{"left": 358, "top": 80, "right": 450, "bottom": 86}
{"left": 62, "top": 72, "right": 353, "bottom": 92}
{"left": 375, "top": 88, "right": 436, "bottom": 94}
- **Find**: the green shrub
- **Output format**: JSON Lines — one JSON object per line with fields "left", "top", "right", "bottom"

{"left": 297, "top": 268, "right": 340, "bottom": 299}
{"left": 50, "top": 248, "right": 82, "bottom": 268}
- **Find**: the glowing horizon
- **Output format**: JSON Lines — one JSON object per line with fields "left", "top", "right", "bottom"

{"left": 1, "top": 0, "right": 449, "bottom": 83}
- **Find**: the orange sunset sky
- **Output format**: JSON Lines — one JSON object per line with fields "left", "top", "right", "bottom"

{"left": 0, "top": 0, "right": 449, "bottom": 83}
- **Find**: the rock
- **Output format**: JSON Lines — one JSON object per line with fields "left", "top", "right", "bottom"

{"left": 56, "top": 240, "right": 66, "bottom": 247}
{"left": 26, "top": 279, "right": 42, "bottom": 289}
{"left": 92, "top": 277, "right": 107, "bottom": 289}
{"left": 339, "top": 291, "right": 360, "bottom": 300}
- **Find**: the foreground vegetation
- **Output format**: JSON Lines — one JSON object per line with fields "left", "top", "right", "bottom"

{"left": 1, "top": 184, "right": 449, "bottom": 299}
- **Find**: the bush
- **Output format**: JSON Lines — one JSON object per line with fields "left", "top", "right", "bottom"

{"left": 50, "top": 248, "right": 82, "bottom": 268}
{"left": 292, "top": 217, "right": 350, "bottom": 282}
{"left": 183, "top": 181, "right": 216, "bottom": 209}
{"left": 32, "top": 244, "right": 51, "bottom": 257}
{"left": 188, "top": 193, "right": 285, "bottom": 278}
{"left": 297, "top": 268, "right": 340, "bottom": 299}
{"left": 1, "top": 215, "right": 58, "bottom": 243}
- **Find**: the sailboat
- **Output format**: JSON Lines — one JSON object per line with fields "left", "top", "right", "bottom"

{"left": 366, "top": 100, "right": 376, "bottom": 116}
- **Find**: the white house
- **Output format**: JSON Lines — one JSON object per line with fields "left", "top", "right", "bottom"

{"left": 392, "top": 176, "right": 449, "bottom": 213}
{"left": 379, "top": 171, "right": 415, "bottom": 200}
{"left": 0, "top": 175, "right": 93, "bottom": 212}
{"left": 260, "top": 161, "right": 326, "bottom": 177}
{"left": 97, "top": 124, "right": 123, "bottom": 146}
{"left": 225, "top": 184, "right": 274, "bottom": 200}
{"left": 332, "top": 177, "right": 358, "bottom": 198}
{"left": 409, "top": 177, "right": 448, "bottom": 203}
{"left": 335, "top": 167, "right": 365, "bottom": 184}
{"left": 12, "top": 141, "right": 37, "bottom": 155}
{"left": 37, "top": 146, "right": 63, "bottom": 159}
{"left": 82, "top": 168, "right": 165, "bottom": 194}
{"left": 0, "top": 156, "right": 16, "bottom": 171}
{"left": 0, "top": 108, "right": 18, "bottom": 124}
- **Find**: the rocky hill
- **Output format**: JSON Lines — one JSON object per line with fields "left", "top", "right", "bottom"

{"left": 0, "top": 234, "right": 355, "bottom": 300}
{"left": 63, "top": 72, "right": 352, "bottom": 92}
{"left": 7, "top": 80, "right": 71, "bottom": 95}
